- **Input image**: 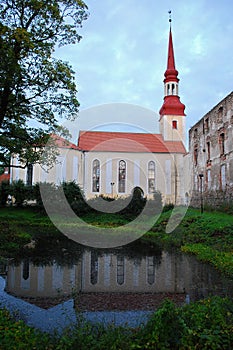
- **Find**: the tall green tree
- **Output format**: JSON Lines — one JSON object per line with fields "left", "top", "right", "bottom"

{"left": 0, "top": 0, "right": 88, "bottom": 168}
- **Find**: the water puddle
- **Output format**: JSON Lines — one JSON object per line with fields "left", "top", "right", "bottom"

{"left": 1, "top": 240, "right": 232, "bottom": 333}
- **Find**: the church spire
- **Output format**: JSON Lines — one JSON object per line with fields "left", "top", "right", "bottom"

{"left": 159, "top": 14, "right": 186, "bottom": 145}
{"left": 159, "top": 15, "right": 185, "bottom": 117}
{"left": 164, "top": 27, "right": 179, "bottom": 84}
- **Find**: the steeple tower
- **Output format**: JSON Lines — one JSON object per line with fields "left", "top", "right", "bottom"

{"left": 159, "top": 15, "right": 186, "bottom": 145}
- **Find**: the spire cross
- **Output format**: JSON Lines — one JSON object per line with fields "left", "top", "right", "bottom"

{"left": 168, "top": 10, "right": 172, "bottom": 24}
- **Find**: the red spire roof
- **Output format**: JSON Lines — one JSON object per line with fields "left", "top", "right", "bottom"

{"left": 164, "top": 27, "right": 179, "bottom": 83}
{"left": 159, "top": 25, "right": 186, "bottom": 117}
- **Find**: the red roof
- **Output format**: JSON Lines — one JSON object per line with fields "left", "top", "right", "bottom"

{"left": 50, "top": 134, "right": 79, "bottom": 150}
{"left": 159, "top": 95, "right": 186, "bottom": 117}
{"left": 78, "top": 131, "right": 186, "bottom": 154}
{"left": 0, "top": 173, "right": 10, "bottom": 183}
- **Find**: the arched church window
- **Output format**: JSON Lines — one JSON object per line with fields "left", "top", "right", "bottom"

{"left": 117, "top": 255, "right": 124, "bottom": 285}
{"left": 148, "top": 161, "right": 155, "bottom": 193}
{"left": 90, "top": 251, "right": 98, "bottom": 285}
{"left": 147, "top": 256, "right": 155, "bottom": 285}
{"left": 118, "top": 160, "right": 126, "bottom": 193}
{"left": 23, "top": 259, "right": 30, "bottom": 280}
{"left": 92, "top": 159, "right": 100, "bottom": 192}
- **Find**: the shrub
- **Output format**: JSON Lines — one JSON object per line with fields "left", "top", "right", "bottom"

{"left": 0, "top": 180, "right": 9, "bottom": 206}
{"left": 9, "top": 180, "right": 33, "bottom": 207}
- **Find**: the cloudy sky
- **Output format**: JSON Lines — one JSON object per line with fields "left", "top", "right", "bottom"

{"left": 57, "top": 0, "right": 233, "bottom": 144}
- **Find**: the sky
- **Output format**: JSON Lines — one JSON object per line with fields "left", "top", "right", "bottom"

{"left": 57, "top": 0, "right": 233, "bottom": 145}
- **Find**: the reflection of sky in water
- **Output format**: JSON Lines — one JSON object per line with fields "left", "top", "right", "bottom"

{"left": 0, "top": 276, "right": 152, "bottom": 333}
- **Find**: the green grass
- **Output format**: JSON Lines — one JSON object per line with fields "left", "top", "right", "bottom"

{"left": 144, "top": 207, "right": 233, "bottom": 278}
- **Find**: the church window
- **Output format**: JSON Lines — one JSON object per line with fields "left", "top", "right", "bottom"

{"left": 118, "top": 160, "right": 126, "bottom": 193}
{"left": 90, "top": 251, "right": 98, "bottom": 285}
{"left": 92, "top": 159, "right": 100, "bottom": 192}
{"left": 26, "top": 164, "right": 33, "bottom": 186}
{"left": 172, "top": 120, "right": 178, "bottom": 129}
{"left": 117, "top": 255, "right": 124, "bottom": 285}
{"left": 23, "top": 259, "right": 29, "bottom": 280}
{"left": 147, "top": 256, "right": 155, "bottom": 285}
{"left": 219, "top": 133, "right": 225, "bottom": 156}
{"left": 148, "top": 161, "right": 155, "bottom": 193}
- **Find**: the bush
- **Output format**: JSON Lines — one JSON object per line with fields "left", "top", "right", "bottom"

{"left": 0, "top": 180, "right": 9, "bottom": 206}
{"left": 9, "top": 180, "right": 33, "bottom": 207}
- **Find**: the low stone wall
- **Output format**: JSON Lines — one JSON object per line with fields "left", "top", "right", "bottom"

{"left": 190, "top": 189, "right": 233, "bottom": 209}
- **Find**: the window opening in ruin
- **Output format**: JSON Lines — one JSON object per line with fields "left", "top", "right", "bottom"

{"left": 207, "top": 141, "right": 211, "bottom": 161}
{"left": 194, "top": 147, "right": 198, "bottom": 166}
{"left": 207, "top": 169, "right": 211, "bottom": 190}
{"left": 218, "top": 106, "right": 223, "bottom": 121}
{"left": 205, "top": 118, "right": 209, "bottom": 131}
{"left": 219, "top": 133, "right": 225, "bottom": 156}
{"left": 220, "top": 165, "right": 226, "bottom": 190}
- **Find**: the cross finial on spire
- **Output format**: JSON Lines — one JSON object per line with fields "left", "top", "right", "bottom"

{"left": 168, "top": 10, "right": 172, "bottom": 25}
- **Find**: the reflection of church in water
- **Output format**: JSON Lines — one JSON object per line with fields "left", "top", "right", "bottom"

{"left": 5, "top": 249, "right": 230, "bottom": 306}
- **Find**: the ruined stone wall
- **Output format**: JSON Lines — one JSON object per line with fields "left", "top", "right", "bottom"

{"left": 188, "top": 91, "right": 233, "bottom": 208}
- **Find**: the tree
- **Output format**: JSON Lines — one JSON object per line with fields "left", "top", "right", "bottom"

{"left": 0, "top": 0, "right": 88, "bottom": 168}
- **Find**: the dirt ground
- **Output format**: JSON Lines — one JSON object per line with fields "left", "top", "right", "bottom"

{"left": 19, "top": 292, "right": 187, "bottom": 310}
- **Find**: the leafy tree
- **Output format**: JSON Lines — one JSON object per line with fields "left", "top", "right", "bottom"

{"left": 0, "top": 0, "right": 88, "bottom": 168}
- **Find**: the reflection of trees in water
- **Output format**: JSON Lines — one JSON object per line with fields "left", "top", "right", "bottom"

{"left": 9, "top": 238, "right": 162, "bottom": 271}
{"left": 87, "top": 239, "right": 163, "bottom": 267}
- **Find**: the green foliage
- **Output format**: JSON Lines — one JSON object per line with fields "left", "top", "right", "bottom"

{"left": 132, "top": 297, "right": 233, "bottom": 349}
{"left": 9, "top": 180, "right": 33, "bottom": 206}
{"left": 162, "top": 203, "right": 174, "bottom": 212}
{"left": 0, "top": 309, "right": 53, "bottom": 349}
{"left": 0, "top": 0, "right": 88, "bottom": 168}
{"left": 1, "top": 297, "right": 233, "bottom": 349}
{"left": 0, "top": 180, "right": 9, "bottom": 206}
{"left": 146, "top": 207, "right": 233, "bottom": 277}
{"left": 134, "top": 299, "right": 187, "bottom": 349}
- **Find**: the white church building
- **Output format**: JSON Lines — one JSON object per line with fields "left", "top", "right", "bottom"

{"left": 10, "top": 25, "right": 188, "bottom": 205}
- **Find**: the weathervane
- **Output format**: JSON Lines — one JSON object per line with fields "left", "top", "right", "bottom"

{"left": 168, "top": 10, "right": 172, "bottom": 23}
